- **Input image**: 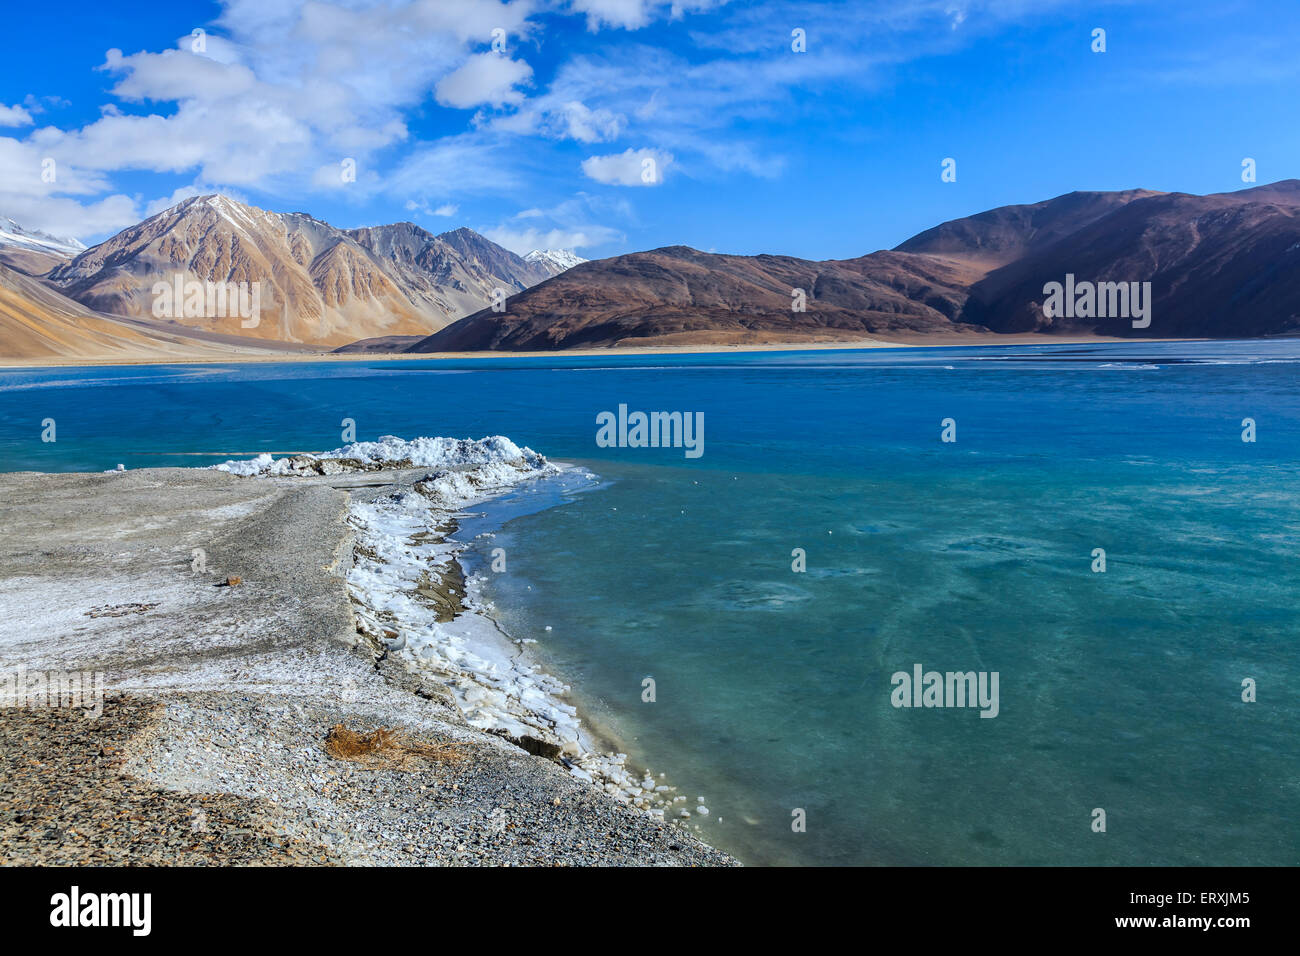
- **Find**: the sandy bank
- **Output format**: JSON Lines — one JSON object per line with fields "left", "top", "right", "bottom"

{"left": 0, "top": 331, "right": 1196, "bottom": 369}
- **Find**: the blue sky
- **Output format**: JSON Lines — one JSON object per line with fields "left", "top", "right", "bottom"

{"left": 1, "top": 0, "right": 1297, "bottom": 260}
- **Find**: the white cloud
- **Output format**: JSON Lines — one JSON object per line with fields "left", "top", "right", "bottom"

{"left": 143, "top": 186, "right": 207, "bottom": 218}
{"left": 482, "top": 98, "right": 624, "bottom": 144}
{"left": 56, "top": 103, "right": 314, "bottom": 185}
{"left": 581, "top": 147, "right": 672, "bottom": 186}
{"left": 572, "top": 0, "right": 655, "bottom": 30}
{"left": 0, "top": 0, "right": 1092, "bottom": 243}
{"left": 500, "top": 46, "right": 801, "bottom": 182}
{"left": 388, "top": 134, "right": 523, "bottom": 200}
{"left": 555, "top": 101, "right": 624, "bottom": 142}
{"left": 0, "top": 104, "right": 34, "bottom": 127}
{"left": 0, "top": 1, "right": 538, "bottom": 234}
{"left": 0, "top": 189, "right": 140, "bottom": 241}
{"left": 103, "top": 47, "right": 258, "bottom": 102}
{"left": 435, "top": 54, "right": 533, "bottom": 109}
{"left": 484, "top": 223, "right": 619, "bottom": 254}
{"left": 14, "top": 0, "right": 538, "bottom": 202}
{"left": 311, "top": 158, "right": 364, "bottom": 191}
{"left": 402, "top": 198, "right": 461, "bottom": 219}
{"left": 0, "top": 134, "right": 114, "bottom": 200}
{"left": 571, "top": 0, "right": 726, "bottom": 31}
{"left": 483, "top": 192, "right": 627, "bottom": 253}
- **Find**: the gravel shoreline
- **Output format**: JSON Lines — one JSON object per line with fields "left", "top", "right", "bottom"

{"left": 0, "top": 466, "right": 736, "bottom": 866}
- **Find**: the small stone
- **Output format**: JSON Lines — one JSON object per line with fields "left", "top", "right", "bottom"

{"left": 226, "top": 576, "right": 242, "bottom": 587}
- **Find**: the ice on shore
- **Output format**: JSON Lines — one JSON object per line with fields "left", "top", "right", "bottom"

{"left": 212, "top": 435, "right": 547, "bottom": 477}
{"left": 212, "top": 434, "right": 689, "bottom": 816}
{"left": 346, "top": 461, "right": 679, "bottom": 809}
{"left": 344, "top": 462, "right": 579, "bottom": 744}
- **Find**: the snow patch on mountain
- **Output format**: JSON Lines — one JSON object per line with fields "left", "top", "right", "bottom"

{"left": 524, "top": 249, "right": 587, "bottom": 274}
{"left": 0, "top": 216, "right": 87, "bottom": 258}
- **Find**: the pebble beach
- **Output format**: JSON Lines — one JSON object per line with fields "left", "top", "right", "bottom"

{"left": 0, "top": 447, "right": 735, "bottom": 866}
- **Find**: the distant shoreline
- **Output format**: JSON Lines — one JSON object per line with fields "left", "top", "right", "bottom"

{"left": 0, "top": 332, "right": 1199, "bottom": 370}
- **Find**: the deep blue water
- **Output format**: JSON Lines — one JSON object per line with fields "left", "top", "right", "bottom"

{"left": 2, "top": 339, "right": 1298, "bottom": 865}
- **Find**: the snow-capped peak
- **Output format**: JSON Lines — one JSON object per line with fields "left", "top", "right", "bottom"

{"left": 524, "top": 248, "right": 587, "bottom": 273}
{"left": 0, "top": 216, "right": 87, "bottom": 257}
{"left": 172, "top": 193, "right": 268, "bottom": 233}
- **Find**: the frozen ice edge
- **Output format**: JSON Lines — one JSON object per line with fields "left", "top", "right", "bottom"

{"left": 212, "top": 435, "right": 682, "bottom": 821}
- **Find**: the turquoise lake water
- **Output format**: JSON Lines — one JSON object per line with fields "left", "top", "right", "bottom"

{"left": 2, "top": 340, "right": 1297, "bottom": 865}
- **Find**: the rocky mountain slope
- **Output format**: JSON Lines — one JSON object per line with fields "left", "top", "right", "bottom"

{"left": 959, "top": 182, "right": 1300, "bottom": 336}
{"left": 0, "top": 261, "right": 280, "bottom": 362}
{"left": 895, "top": 189, "right": 1161, "bottom": 269}
{"left": 344, "top": 222, "right": 552, "bottom": 325}
{"left": 407, "top": 245, "right": 983, "bottom": 351}
{"left": 0, "top": 215, "right": 87, "bottom": 277}
{"left": 11, "top": 182, "right": 1300, "bottom": 358}
{"left": 44, "top": 196, "right": 557, "bottom": 347}
{"left": 409, "top": 181, "right": 1300, "bottom": 350}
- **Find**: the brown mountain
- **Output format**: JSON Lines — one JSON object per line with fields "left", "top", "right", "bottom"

{"left": 14, "top": 181, "right": 1300, "bottom": 359}
{"left": 406, "top": 245, "right": 984, "bottom": 351}
{"left": 958, "top": 181, "right": 1300, "bottom": 337}
{"left": 0, "top": 262, "right": 286, "bottom": 362}
{"left": 343, "top": 221, "right": 552, "bottom": 323}
{"left": 895, "top": 188, "right": 1162, "bottom": 269}
{"left": 45, "top": 196, "right": 554, "bottom": 347}
{"left": 439, "top": 226, "right": 556, "bottom": 286}
{"left": 0, "top": 247, "right": 68, "bottom": 277}
{"left": 407, "top": 181, "right": 1300, "bottom": 351}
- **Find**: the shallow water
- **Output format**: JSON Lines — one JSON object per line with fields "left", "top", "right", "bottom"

{"left": 3, "top": 339, "right": 1298, "bottom": 865}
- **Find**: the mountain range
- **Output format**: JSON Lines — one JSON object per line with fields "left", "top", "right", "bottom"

{"left": 3, "top": 181, "right": 1299, "bottom": 361}
{"left": 34, "top": 195, "right": 578, "bottom": 348}
{"left": 0, "top": 217, "right": 88, "bottom": 278}
{"left": 411, "top": 181, "right": 1300, "bottom": 351}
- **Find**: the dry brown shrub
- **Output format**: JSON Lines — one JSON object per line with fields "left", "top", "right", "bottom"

{"left": 323, "top": 724, "right": 464, "bottom": 770}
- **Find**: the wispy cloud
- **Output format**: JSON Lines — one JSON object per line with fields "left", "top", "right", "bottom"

{"left": 0, "top": 104, "right": 33, "bottom": 127}
{"left": 581, "top": 147, "right": 673, "bottom": 185}
{"left": 482, "top": 192, "right": 629, "bottom": 253}
{"left": 4, "top": 0, "right": 1282, "bottom": 249}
